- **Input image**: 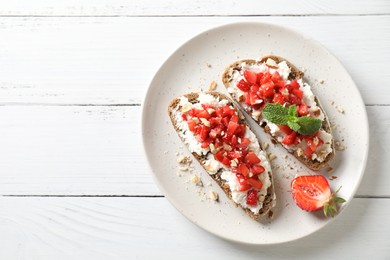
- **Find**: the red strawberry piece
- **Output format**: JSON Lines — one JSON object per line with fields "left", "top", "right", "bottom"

{"left": 244, "top": 70, "right": 257, "bottom": 85}
{"left": 291, "top": 175, "right": 346, "bottom": 217}
{"left": 246, "top": 189, "right": 258, "bottom": 206}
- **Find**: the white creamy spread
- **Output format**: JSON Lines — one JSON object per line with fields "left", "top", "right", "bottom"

{"left": 173, "top": 93, "right": 272, "bottom": 213}
{"left": 227, "top": 60, "right": 333, "bottom": 162}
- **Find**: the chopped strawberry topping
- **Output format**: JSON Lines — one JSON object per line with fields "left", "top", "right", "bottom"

{"left": 181, "top": 102, "right": 266, "bottom": 207}
{"left": 235, "top": 66, "right": 325, "bottom": 160}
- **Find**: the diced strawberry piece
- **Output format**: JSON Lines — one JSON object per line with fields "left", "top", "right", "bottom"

{"left": 197, "top": 110, "right": 210, "bottom": 119}
{"left": 222, "top": 116, "right": 230, "bottom": 127}
{"left": 215, "top": 107, "right": 223, "bottom": 117}
{"left": 222, "top": 157, "right": 231, "bottom": 167}
{"left": 237, "top": 79, "right": 250, "bottom": 92}
{"left": 230, "top": 114, "right": 239, "bottom": 123}
{"left": 209, "top": 117, "right": 221, "bottom": 126}
{"left": 255, "top": 72, "right": 263, "bottom": 84}
{"left": 246, "top": 189, "right": 258, "bottom": 206}
{"left": 235, "top": 125, "right": 246, "bottom": 138}
{"left": 228, "top": 151, "right": 242, "bottom": 160}
{"left": 214, "top": 138, "right": 223, "bottom": 148}
{"left": 244, "top": 70, "right": 257, "bottom": 84}
{"left": 181, "top": 113, "right": 187, "bottom": 121}
{"left": 244, "top": 92, "right": 251, "bottom": 105}
{"left": 226, "top": 121, "right": 239, "bottom": 137}
{"left": 222, "top": 135, "right": 232, "bottom": 144}
{"left": 239, "top": 184, "right": 251, "bottom": 192}
{"left": 237, "top": 163, "right": 250, "bottom": 177}
{"left": 275, "top": 80, "right": 285, "bottom": 88}
{"left": 209, "top": 128, "right": 220, "bottom": 139}
{"left": 271, "top": 71, "right": 281, "bottom": 82}
{"left": 304, "top": 146, "right": 314, "bottom": 158}
{"left": 289, "top": 94, "right": 301, "bottom": 105}
{"left": 298, "top": 103, "right": 308, "bottom": 116}
{"left": 251, "top": 164, "right": 265, "bottom": 175}
{"left": 222, "top": 106, "right": 235, "bottom": 117}
{"left": 292, "top": 88, "right": 303, "bottom": 99}
{"left": 237, "top": 138, "right": 250, "bottom": 150}
{"left": 307, "top": 139, "right": 317, "bottom": 151}
{"left": 201, "top": 138, "right": 212, "bottom": 148}
{"left": 214, "top": 151, "right": 224, "bottom": 162}
{"left": 245, "top": 152, "right": 261, "bottom": 164}
{"left": 196, "top": 125, "right": 209, "bottom": 142}
{"left": 251, "top": 83, "right": 260, "bottom": 92}
{"left": 290, "top": 79, "right": 300, "bottom": 89}
{"left": 273, "top": 93, "right": 285, "bottom": 104}
{"left": 247, "top": 178, "right": 263, "bottom": 189}
{"left": 282, "top": 131, "right": 297, "bottom": 145}
{"left": 236, "top": 173, "right": 253, "bottom": 192}
{"left": 260, "top": 81, "right": 275, "bottom": 98}
{"left": 236, "top": 173, "right": 246, "bottom": 184}
{"left": 278, "top": 125, "right": 293, "bottom": 135}
{"left": 260, "top": 72, "right": 271, "bottom": 85}
{"left": 231, "top": 135, "right": 238, "bottom": 146}
{"left": 188, "top": 108, "right": 197, "bottom": 117}
{"left": 187, "top": 120, "right": 197, "bottom": 132}
{"left": 303, "top": 131, "right": 319, "bottom": 140}
{"left": 249, "top": 92, "right": 261, "bottom": 105}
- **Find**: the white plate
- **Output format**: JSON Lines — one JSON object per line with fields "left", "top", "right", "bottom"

{"left": 141, "top": 22, "right": 369, "bottom": 244}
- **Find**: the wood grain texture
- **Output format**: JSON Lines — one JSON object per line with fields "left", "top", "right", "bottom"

{"left": 0, "top": 197, "right": 388, "bottom": 259}
{"left": 0, "top": 16, "right": 389, "bottom": 105}
{"left": 0, "top": 105, "right": 386, "bottom": 197}
{"left": 0, "top": 0, "right": 389, "bottom": 16}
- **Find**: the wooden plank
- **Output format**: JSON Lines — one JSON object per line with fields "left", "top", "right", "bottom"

{"left": 0, "top": 197, "right": 388, "bottom": 259}
{"left": 0, "top": 16, "right": 389, "bottom": 105}
{"left": 0, "top": 105, "right": 386, "bottom": 196}
{"left": 0, "top": 105, "right": 159, "bottom": 195}
{"left": 0, "top": 0, "right": 389, "bottom": 16}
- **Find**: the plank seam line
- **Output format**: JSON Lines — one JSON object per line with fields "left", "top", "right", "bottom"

{"left": 0, "top": 14, "right": 388, "bottom": 18}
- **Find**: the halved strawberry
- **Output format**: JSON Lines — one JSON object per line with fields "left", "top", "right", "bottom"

{"left": 291, "top": 175, "right": 346, "bottom": 217}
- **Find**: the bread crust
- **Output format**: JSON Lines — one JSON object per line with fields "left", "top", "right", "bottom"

{"left": 222, "top": 56, "right": 334, "bottom": 170}
{"left": 168, "top": 92, "right": 276, "bottom": 220}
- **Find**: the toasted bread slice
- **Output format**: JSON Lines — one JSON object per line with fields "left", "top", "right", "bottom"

{"left": 168, "top": 92, "right": 276, "bottom": 220}
{"left": 222, "top": 55, "right": 334, "bottom": 170}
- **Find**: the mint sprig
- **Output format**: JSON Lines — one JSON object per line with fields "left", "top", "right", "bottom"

{"left": 262, "top": 104, "right": 321, "bottom": 135}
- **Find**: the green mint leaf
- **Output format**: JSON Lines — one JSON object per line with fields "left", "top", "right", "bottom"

{"left": 295, "top": 116, "right": 322, "bottom": 135}
{"left": 287, "top": 121, "right": 300, "bottom": 132}
{"left": 288, "top": 104, "right": 298, "bottom": 118}
{"left": 262, "top": 104, "right": 289, "bottom": 125}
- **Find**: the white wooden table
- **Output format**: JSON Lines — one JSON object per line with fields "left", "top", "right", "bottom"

{"left": 0, "top": 1, "right": 389, "bottom": 259}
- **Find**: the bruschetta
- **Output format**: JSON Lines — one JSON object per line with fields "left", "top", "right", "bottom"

{"left": 168, "top": 92, "right": 276, "bottom": 220}
{"left": 222, "top": 55, "right": 334, "bottom": 170}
